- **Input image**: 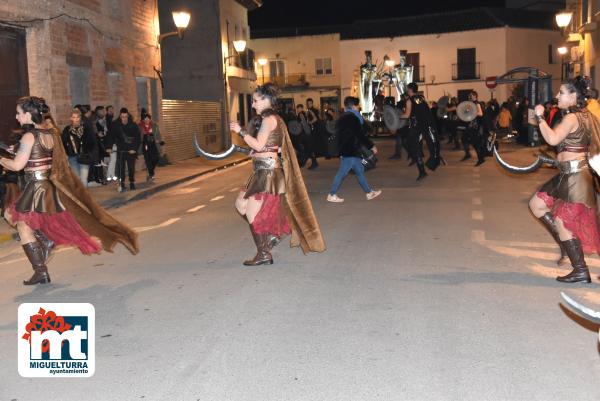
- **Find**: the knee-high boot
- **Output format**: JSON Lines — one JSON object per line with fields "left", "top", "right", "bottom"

{"left": 416, "top": 158, "right": 427, "bottom": 181}
{"left": 557, "top": 238, "right": 591, "bottom": 283}
{"left": 538, "top": 213, "right": 567, "bottom": 266}
{"left": 243, "top": 224, "right": 273, "bottom": 266}
{"left": 22, "top": 242, "right": 51, "bottom": 285}
{"left": 33, "top": 230, "right": 55, "bottom": 264}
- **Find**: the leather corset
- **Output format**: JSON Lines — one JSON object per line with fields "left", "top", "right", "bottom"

{"left": 557, "top": 111, "right": 592, "bottom": 153}
{"left": 257, "top": 122, "right": 283, "bottom": 153}
{"left": 26, "top": 129, "right": 53, "bottom": 168}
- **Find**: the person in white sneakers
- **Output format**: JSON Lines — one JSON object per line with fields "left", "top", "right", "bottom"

{"left": 327, "top": 96, "right": 381, "bottom": 203}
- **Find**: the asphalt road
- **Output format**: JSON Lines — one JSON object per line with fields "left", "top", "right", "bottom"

{"left": 1, "top": 140, "right": 599, "bottom": 401}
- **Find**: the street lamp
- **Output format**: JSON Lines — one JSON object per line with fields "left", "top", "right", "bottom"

{"left": 384, "top": 55, "right": 395, "bottom": 68}
{"left": 158, "top": 11, "right": 191, "bottom": 43}
{"left": 555, "top": 11, "right": 573, "bottom": 29}
{"left": 233, "top": 40, "right": 247, "bottom": 53}
{"left": 558, "top": 46, "right": 568, "bottom": 81}
{"left": 257, "top": 58, "right": 268, "bottom": 84}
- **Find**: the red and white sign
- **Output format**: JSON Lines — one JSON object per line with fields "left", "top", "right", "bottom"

{"left": 485, "top": 76, "right": 498, "bottom": 89}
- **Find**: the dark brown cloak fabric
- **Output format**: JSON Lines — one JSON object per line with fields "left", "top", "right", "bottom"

{"left": 276, "top": 115, "right": 326, "bottom": 253}
{"left": 48, "top": 128, "right": 139, "bottom": 254}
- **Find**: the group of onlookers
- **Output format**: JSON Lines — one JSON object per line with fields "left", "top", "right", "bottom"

{"left": 61, "top": 105, "right": 164, "bottom": 191}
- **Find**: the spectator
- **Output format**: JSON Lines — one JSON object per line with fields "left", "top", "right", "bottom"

{"left": 497, "top": 102, "right": 513, "bottom": 136}
{"left": 61, "top": 109, "right": 96, "bottom": 185}
{"left": 104, "top": 105, "right": 118, "bottom": 181}
{"left": 109, "top": 108, "right": 141, "bottom": 191}
{"left": 327, "top": 96, "right": 381, "bottom": 203}
{"left": 138, "top": 112, "right": 163, "bottom": 181}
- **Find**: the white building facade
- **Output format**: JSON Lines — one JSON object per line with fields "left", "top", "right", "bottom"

{"left": 251, "top": 8, "right": 563, "bottom": 111}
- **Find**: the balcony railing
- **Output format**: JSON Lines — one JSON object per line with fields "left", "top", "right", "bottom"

{"left": 413, "top": 65, "right": 425, "bottom": 83}
{"left": 269, "top": 73, "right": 309, "bottom": 88}
{"left": 452, "top": 62, "right": 481, "bottom": 80}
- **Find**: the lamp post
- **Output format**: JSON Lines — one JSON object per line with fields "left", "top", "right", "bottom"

{"left": 558, "top": 46, "right": 568, "bottom": 81}
{"left": 257, "top": 58, "right": 268, "bottom": 84}
{"left": 222, "top": 39, "right": 247, "bottom": 145}
{"left": 158, "top": 11, "right": 191, "bottom": 43}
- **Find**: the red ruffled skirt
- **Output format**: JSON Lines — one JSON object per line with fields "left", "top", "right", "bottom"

{"left": 536, "top": 161, "right": 600, "bottom": 255}
{"left": 250, "top": 193, "right": 291, "bottom": 237}
{"left": 10, "top": 171, "right": 101, "bottom": 255}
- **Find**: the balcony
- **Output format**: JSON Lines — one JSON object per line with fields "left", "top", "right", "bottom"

{"left": 269, "top": 73, "right": 310, "bottom": 88}
{"left": 413, "top": 65, "right": 425, "bottom": 83}
{"left": 452, "top": 62, "right": 481, "bottom": 80}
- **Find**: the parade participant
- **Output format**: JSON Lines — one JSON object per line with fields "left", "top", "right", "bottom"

{"left": 0, "top": 97, "right": 139, "bottom": 285}
{"left": 230, "top": 83, "right": 325, "bottom": 266}
{"left": 529, "top": 77, "right": 600, "bottom": 283}
{"left": 461, "top": 91, "right": 486, "bottom": 166}
{"left": 305, "top": 98, "right": 321, "bottom": 169}
{"left": 401, "top": 82, "right": 442, "bottom": 180}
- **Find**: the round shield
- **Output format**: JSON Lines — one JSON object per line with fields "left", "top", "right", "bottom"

{"left": 457, "top": 101, "right": 478, "bottom": 122}
{"left": 383, "top": 105, "right": 402, "bottom": 131}
{"left": 288, "top": 120, "right": 302, "bottom": 136}
{"left": 437, "top": 96, "right": 449, "bottom": 109}
{"left": 325, "top": 120, "right": 336, "bottom": 135}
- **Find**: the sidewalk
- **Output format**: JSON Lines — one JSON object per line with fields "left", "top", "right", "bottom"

{"left": 0, "top": 154, "right": 250, "bottom": 242}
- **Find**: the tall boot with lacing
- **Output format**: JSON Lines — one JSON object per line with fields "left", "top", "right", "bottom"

{"left": 538, "top": 213, "right": 567, "bottom": 266}
{"left": 22, "top": 242, "right": 51, "bottom": 285}
{"left": 33, "top": 230, "right": 55, "bottom": 264}
{"left": 243, "top": 224, "right": 273, "bottom": 266}
{"left": 557, "top": 238, "right": 591, "bottom": 283}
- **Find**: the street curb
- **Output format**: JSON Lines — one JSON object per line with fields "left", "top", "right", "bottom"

{"left": 100, "top": 157, "right": 251, "bottom": 209}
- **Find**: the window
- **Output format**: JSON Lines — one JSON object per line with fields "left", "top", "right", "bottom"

{"left": 406, "top": 52, "right": 420, "bottom": 82}
{"left": 457, "top": 89, "right": 473, "bottom": 103}
{"left": 269, "top": 60, "right": 285, "bottom": 78}
{"left": 136, "top": 77, "right": 149, "bottom": 115}
{"left": 315, "top": 58, "right": 332, "bottom": 75}
{"left": 107, "top": 72, "right": 122, "bottom": 109}
{"left": 548, "top": 44, "right": 554, "bottom": 64}
{"left": 456, "top": 48, "right": 477, "bottom": 80}
{"left": 69, "top": 66, "right": 90, "bottom": 106}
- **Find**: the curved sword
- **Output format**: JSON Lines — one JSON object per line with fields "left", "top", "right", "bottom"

{"left": 193, "top": 134, "right": 251, "bottom": 160}
{"left": 561, "top": 292, "right": 600, "bottom": 325}
{"left": 493, "top": 145, "right": 558, "bottom": 174}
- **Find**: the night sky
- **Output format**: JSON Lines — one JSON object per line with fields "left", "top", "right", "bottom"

{"left": 249, "top": 0, "right": 507, "bottom": 30}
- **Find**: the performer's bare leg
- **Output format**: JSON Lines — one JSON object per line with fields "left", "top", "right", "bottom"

{"left": 529, "top": 194, "right": 567, "bottom": 265}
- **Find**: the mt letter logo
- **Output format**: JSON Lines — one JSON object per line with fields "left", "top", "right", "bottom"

{"left": 18, "top": 303, "right": 95, "bottom": 377}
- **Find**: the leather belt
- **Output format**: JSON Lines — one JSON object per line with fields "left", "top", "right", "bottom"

{"left": 559, "top": 146, "right": 589, "bottom": 153}
{"left": 26, "top": 160, "right": 52, "bottom": 168}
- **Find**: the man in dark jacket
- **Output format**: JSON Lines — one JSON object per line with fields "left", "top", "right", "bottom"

{"left": 327, "top": 96, "right": 381, "bottom": 203}
{"left": 109, "top": 108, "right": 141, "bottom": 191}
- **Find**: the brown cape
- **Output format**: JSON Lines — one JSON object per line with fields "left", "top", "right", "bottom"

{"left": 277, "top": 115, "right": 326, "bottom": 253}
{"left": 48, "top": 128, "right": 139, "bottom": 255}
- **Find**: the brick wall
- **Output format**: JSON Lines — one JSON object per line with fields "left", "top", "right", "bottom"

{"left": 0, "top": 0, "right": 161, "bottom": 128}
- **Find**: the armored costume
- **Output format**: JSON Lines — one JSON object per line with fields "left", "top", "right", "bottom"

{"left": 7, "top": 127, "right": 139, "bottom": 285}
{"left": 534, "top": 110, "right": 600, "bottom": 283}
{"left": 462, "top": 101, "right": 487, "bottom": 165}
{"left": 241, "top": 109, "right": 325, "bottom": 265}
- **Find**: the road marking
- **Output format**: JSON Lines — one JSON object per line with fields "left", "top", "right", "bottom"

{"left": 170, "top": 187, "right": 202, "bottom": 195}
{"left": 210, "top": 195, "right": 225, "bottom": 202}
{"left": 471, "top": 210, "right": 484, "bottom": 220}
{"left": 229, "top": 187, "right": 240, "bottom": 192}
{"left": 187, "top": 204, "right": 206, "bottom": 213}
{"left": 135, "top": 217, "right": 181, "bottom": 233}
{"left": 472, "top": 197, "right": 482, "bottom": 205}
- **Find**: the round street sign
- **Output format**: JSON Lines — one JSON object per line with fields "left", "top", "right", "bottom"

{"left": 485, "top": 76, "right": 498, "bottom": 89}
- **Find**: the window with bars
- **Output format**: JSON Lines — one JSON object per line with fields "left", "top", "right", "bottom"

{"left": 315, "top": 58, "right": 332, "bottom": 75}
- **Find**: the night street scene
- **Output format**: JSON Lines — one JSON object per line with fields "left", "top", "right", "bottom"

{"left": 2, "top": 0, "right": 600, "bottom": 399}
